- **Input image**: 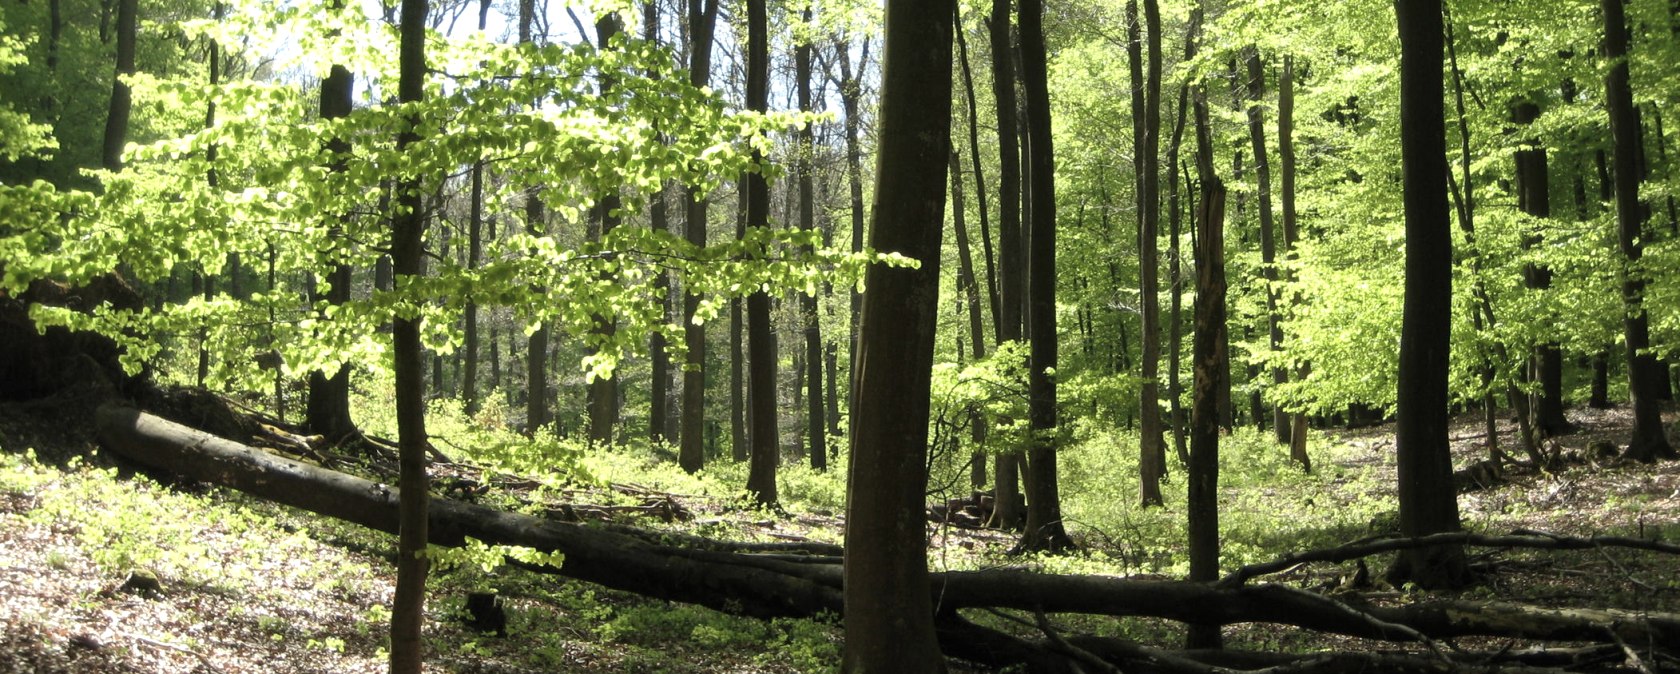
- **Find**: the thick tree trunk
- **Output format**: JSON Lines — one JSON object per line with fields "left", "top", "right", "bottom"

{"left": 680, "top": 0, "right": 720, "bottom": 473}
{"left": 1186, "top": 27, "right": 1226, "bottom": 646}
{"left": 745, "top": 0, "right": 779, "bottom": 505}
{"left": 306, "top": 57, "right": 357, "bottom": 444}
{"left": 390, "top": 0, "right": 430, "bottom": 667}
{"left": 1603, "top": 0, "right": 1677, "bottom": 463}
{"left": 987, "top": 0, "right": 1023, "bottom": 531}
{"left": 100, "top": 0, "right": 136, "bottom": 170}
{"left": 587, "top": 15, "right": 625, "bottom": 447}
{"left": 1390, "top": 0, "right": 1469, "bottom": 590}
{"left": 519, "top": 0, "right": 549, "bottom": 436}
{"left": 98, "top": 406, "right": 1680, "bottom": 673}
{"left": 1017, "top": 0, "right": 1072, "bottom": 555}
{"left": 1511, "top": 102, "right": 1570, "bottom": 438}
{"left": 842, "top": 2, "right": 954, "bottom": 668}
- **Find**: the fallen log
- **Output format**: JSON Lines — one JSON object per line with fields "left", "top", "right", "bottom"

{"left": 95, "top": 404, "right": 1680, "bottom": 672}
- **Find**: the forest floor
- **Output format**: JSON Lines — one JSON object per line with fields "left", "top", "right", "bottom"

{"left": 0, "top": 391, "right": 1677, "bottom": 673}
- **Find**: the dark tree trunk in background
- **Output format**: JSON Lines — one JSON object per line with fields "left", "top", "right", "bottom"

{"left": 1186, "top": 13, "right": 1225, "bottom": 645}
{"left": 306, "top": 57, "right": 358, "bottom": 444}
{"left": 955, "top": 16, "right": 1001, "bottom": 335}
{"left": 519, "top": 0, "right": 550, "bottom": 436}
{"left": 100, "top": 0, "right": 136, "bottom": 170}
{"left": 732, "top": 199, "right": 748, "bottom": 463}
{"left": 1512, "top": 101, "right": 1570, "bottom": 438}
{"left": 460, "top": 0, "right": 492, "bottom": 416}
{"left": 1603, "top": 0, "right": 1678, "bottom": 463}
{"left": 987, "top": 0, "right": 1024, "bottom": 531}
{"left": 1128, "top": 0, "right": 1166, "bottom": 508}
{"left": 1017, "top": 0, "right": 1073, "bottom": 555}
{"left": 1244, "top": 49, "right": 1289, "bottom": 446}
{"left": 645, "top": 1, "right": 671, "bottom": 444}
{"left": 1389, "top": 0, "right": 1470, "bottom": 590}
{"left": 838, "top": 35, "right": 870, "bottom": 427}
{"left": 842, "top": 3, "right": 954, "bottom": 668}
{"left": 680, "top": 0, "right": 720, "bottom": 472}
{"left": 796, "top": 9, "right": 827, "bottom": 472}
{"left": 389, "top": 0, "right": 431, "bottom": 669}
{"left": 952, "top": 150, "right": 988, "bottom": 488}
{"left": 1279, "top": 54, "right": 1311, "bottom": 470}
{"left": 588, "top": 14, "right": 625, "bottom": 447}
{"left": 745, "top": 0, "right": 779, "bottom": 505}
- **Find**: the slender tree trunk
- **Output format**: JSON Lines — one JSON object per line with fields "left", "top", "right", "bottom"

{"left": 954, "top": 12, "right": 1000, "bottom": 334}
{"left": 1511, "top": 101, "right": 1570, "bottom": 438}
{"left": 1278, "top": 55, "right": 1311, "bottom": 470}
{"left": 645, "top": 1, "right": 671, "bottom": 444}
{"left": 100, "top": 0, "right": 136, "bottom": 170}
{"left": 842, "top": 2, "right": 954, "bottom": 669}
{"left": 1389, "top": 0, "right": 1470, "bottom": 590}
{"left": 1603, "top": 0, "right": 1677, "bottom": 462}
{"left": 1131, "top": 0, "right": 1168, "bottom": 508}
{"left": 459, "top": 0, "right": 492, "bottom": 416}
{"left": 745, "top": 0, "right": 779, "bottom": 504}
{"left": 1243, "top": 49, "right": 1289, "bottom": 446}
{"left": 796, "top": 7, "right": 827, "bottom": 471}
{"left": 951, "top": 150, "right": 988, "bottom": 488}
{"left": 389, "top": 0, "right": 430, "bottom": 668}
{"left": 1186, "top": 8, "right": 1225, "bottom": 646}
{"left": 838, "top": 35, "right": 870, "bottom": 425}
{"left": 519, "top": 0, "right": 550, "bottom": 436}
{"left": 1017, "top": 0, "right": 1072, "bottom": 554}
{"left": 987, "top": 0, "right": 1023, "bottom": 531}
{"left": 587, "top": 14, "right": 625, "bottom": 447}
{"left": 732, "top": 200, "right": 748, "bottom": 463}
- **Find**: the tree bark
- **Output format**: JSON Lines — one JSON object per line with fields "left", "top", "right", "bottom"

{"left": 842, "top": 2, "right": 954, "bottom": 668}
{"left": 954, "top": 14, "right": 1000, "bottom": 337}
{"left": 100, "top": 0, "right": 136, "bottom": 170}
{"left": 796, "top": 6, "right": 827, "bottom": 472}
{"left": 588, "top": 14, "right": 625, "bottom": 447}
{"left": 745, "top": 0, "right": 779, "bottom": 505}
{"left": 99, "top": 406, "right": 1680, "bottom": 673}
{"left": 645, "top": 1, "right": 672, "bottom": 444}
{"left": 1186, "top": 22, "right": 1226, "bottom": 646}
{"left": 306, "top": 51, "right": 357, "bottom": 444}
{"left": 1131, "top": 0, "right": 1168, "bottom": 509}
{"left": 1017, "top": 0, "right": 1072, "bottom": 555}
{"left": 1244, "top": 48, "right": 1289, "bottom": 447}
{"left": 951, "top": 149, "right": 988, "bottom": 488}
{"left": 680, "top": 0, "right": 720, "bottom": 473}
{"left": 1511, "top": 102, "right": 1570, "bottom": 438}
{"left": 519, "top": 0, "right": 550, "bottom": 436}
{"left": 389, "top": 0, "right": 430, "bottom": 667}
{"left": 1602, "top": 0, "right": 1677, "bottom": 463}
{"left": 1390, "top": 0, "right": 1469, "bottom": 589}
{"left": 987, "top": 0, "right": 1023, "bottom": 531}
{"left": 1278, "top": 54, "right": 1311, "bottom": 471}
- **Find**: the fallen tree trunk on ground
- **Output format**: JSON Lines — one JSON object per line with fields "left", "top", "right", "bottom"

{"left": 96, "top": 404, "right": 1680, "bottom": 672}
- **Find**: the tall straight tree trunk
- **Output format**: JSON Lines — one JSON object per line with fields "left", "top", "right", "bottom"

{"left": 1244, "top": 48, "right": 1289, "bottom": 446}
{"left": 1512, "top": 101, "right": 1570, "bottom": 438}
{"left": 680, "top": 0, "right": 720, "bottom": 472}
{"left": 951, "top": 149, "right": 988, "bottom": 488}
{"left": 838, "top": 35, "right": 870, "bottom": 423}
{"left": 987, "top": 0, "right": 1024, "bottom": 531}
{"left": 519, "top": 0, "right": 550, "bottom": 435}
{"left": 1136, "top": 0, "right": 1168, "bottom": 508}
{"left": 841, "top": 2, "right": 953, "bottom": 670}
{"left": 1167, "top": 83, "right": 1190, "bottom": 466}
{"left": 100, "top": 0, "right": 136, "bottom": 170}
{"left": 745, "top": 0, "right": 779, "bottom": 505}
{"left": 461, "top": 0, "right": 492, "bottom": 416}
{"left": 732, "top": 199, "right": 748, "bottom": 463}
{"left": 306, "top": 51, "right": 357, "bottom": 443}
{"left": 645, "top": 1, "right": 671, "bottom": 444}
{"left": 1017, "top": 0, "right": 1072, "bottom": 554}
{"left": 1186, "top": 7, "right": 1225, "bottom": 646}
{"left": 1278, "top": 54, "right": 1311, "bottom": 470}
{"left": 796, "top": 6, "right": 827, "bottom": 472}
{"left": 1603, "top": 0, "right": 1677, "bottom": 462}
{"left": 954, "top": 12, "right": 1000, "bottom": 332}
{"left": 588, "top": 14, "right": 625, "bottom": 447}
{"left": 1389, "top": 0, "right": 1470, "bottom": 590}
{"left": 388, "top": 0, "right": 430, "bottom": 669}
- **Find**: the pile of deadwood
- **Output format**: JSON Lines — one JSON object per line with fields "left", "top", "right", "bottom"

{"left": 96, "top": 403, "right": 1680, "bottom": 674}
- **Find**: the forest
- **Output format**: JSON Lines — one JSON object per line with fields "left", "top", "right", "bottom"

{"left": 1, "top": 0, "right": 1680, "bottom": 671}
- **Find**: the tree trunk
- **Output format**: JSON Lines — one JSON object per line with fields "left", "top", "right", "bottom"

{"left": 306, "top": 55, "right": 358, "bottom": 444}
{"left": 1244, "top": 49, "right": 1289, "bottom": 447}
{"left": 1602, "top": 0, "right": 1677, "bottom": 463}
{"left": 1017, "top": 0, "right": 1072, "bottom": 555}
{"left": 519, "top": 0, "right": 550, "bottom": 436}
{"left": 1186, "top": 16, "right": 1225, "bottom": 645}
{"left": 745, "top": 0, "right": 779, "bottom": 505}
{"left": 100, "top": 0, "right": 136, "bottom": 170}
{"left": 838, "top": 35, "right": 870, "bottom": 431}
{"left": 588, "top": 14, "right": 625, "bottom": 447}
{"left": 795, "top": 8, "right": 827, "bottom": 472}
{"left": 954, "top": 14, "right": 1000, "bottom": 337}
{"left": 389, "top": 0, "right": 430, "bottom": 667}
{"left": 1278, "top": 55, "right": 1311, "bottom": 471}
{"left": 951, "top": 150, "right": 988, "bottom": 488}
{"left": 732, "top": 201, "right": 748, "bottom": 463}
{"left": 842, "top": 3, "right": 954, "bottom": 668}
{"left": 680, "top": 0, "right": 720, "bottom": 472}
{"left": 1511, "top": 102, "right": 1570, "bottom": 438}
{"left": 987, "top": 0, "right": 1023, "bottom": 531}
{"left": 1131, "top": 0, "right": 1168, "bottom": 509}
{"left": 1389, "top": 0, "right": 1469, "bottom": 590}
{"left": 645, "top": 1, "right": 671, "bottom": 445}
